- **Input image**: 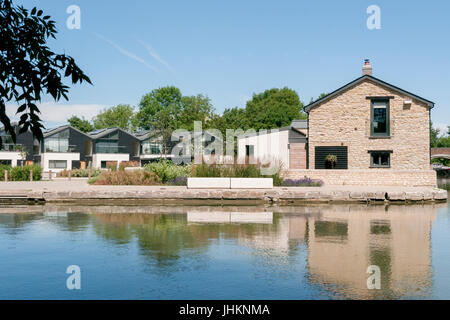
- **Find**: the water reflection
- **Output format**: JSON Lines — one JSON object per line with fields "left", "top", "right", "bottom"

{"left": 0, "top": 203, "right": 446, "bottom": 299}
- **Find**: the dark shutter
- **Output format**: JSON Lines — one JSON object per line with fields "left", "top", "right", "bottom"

{"left": 315, "top": 146, "right": 348, "bottom": 169}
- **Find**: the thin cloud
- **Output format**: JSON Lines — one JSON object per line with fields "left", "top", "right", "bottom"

{"left": 137, "top": 38, "right": 174, "bottom": 73}
{"left": 6, "top": 102, "right": 106, "bottom": 127}
{"left": 93, "top": 32, "right": 157, "bottom": 71}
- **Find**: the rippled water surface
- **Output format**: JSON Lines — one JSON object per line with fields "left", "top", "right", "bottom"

{"left": 1, "top": 201, "right": 449, "bottom": 299}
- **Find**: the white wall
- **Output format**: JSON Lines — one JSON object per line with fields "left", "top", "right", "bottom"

{"left": 41, "top": 153, "right": 80, "bottom": 172}
{"left": 237, "top": 130, "right": 290, "bottom": 169}
{"left": 0, "top": 152, "right": 25, "bottom": 167}
{"left": 92, "top": 153, "right": 129, "bottom": 169}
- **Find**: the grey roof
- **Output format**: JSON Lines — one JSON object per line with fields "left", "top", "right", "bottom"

{"left": 134, "top": 130, "right": 160, "bottom": 141}
{"left": 303, "top": 75, "right": 435, "bottom": 112}
{"left": 291, "top": 120, "right": 308, "bottom": 129}
{"left": 44, "top": 125, "right": 90, "bottom": 138}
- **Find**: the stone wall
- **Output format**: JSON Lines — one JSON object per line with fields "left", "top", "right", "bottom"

{"left": 308, "top": 78, "right": 431, "bottom": 170}
{"left": 285, "top": 169, "right": 437, "bottom": 187}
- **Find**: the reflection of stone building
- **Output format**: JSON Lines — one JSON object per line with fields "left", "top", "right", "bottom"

{"left": 305, "top": 205, "right": 438, "bottom": 299}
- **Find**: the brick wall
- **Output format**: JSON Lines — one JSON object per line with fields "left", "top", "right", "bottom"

{"left": 308, "top": 78, "right": 431, "bottom": 170}
{"left": 289, "top": 143, "right": 306, "bottom": 169}
{"left": 431, "top": 148, "right": 450, "bottom": 156}
{"left": 285, "top": 169, "right": 437, "bottom": 187}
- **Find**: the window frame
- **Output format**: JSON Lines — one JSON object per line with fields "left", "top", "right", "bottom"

{"left": 49, "top": 160, "right": 67, "bottom": 169}
{"left": 370, "top": 98, "right": 390, "bottom": 137}
{"left": 369, "top": 150, "right": 392, "bottom": 168}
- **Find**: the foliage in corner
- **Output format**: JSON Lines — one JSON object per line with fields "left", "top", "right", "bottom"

{"left": 0, "top": 0, "right": 91, "bottom": 147}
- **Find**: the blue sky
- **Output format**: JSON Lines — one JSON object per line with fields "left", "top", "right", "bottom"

{"left": 9, "top": 0, "right": 450, "bottom": 133}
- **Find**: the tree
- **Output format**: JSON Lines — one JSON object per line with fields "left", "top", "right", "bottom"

{"left": 137, "top": 86, "right": 183, "bottom": 153}
{"left": 244, "top": 87, "right": 305, "bottom": 130}
{"left": 67, "top": 115, "right": 94, "bottom": 133}
{"left": 93, "top": 104, "right": 137, "bottom": 132}
{"left": 0, "top": 0, "right": 91, "bottom": 146}
{"left": 430, "top": 121, "right": 440, "bottom": 148}
{"left": 178, "top": 94, "right": 215, "bottom": 131}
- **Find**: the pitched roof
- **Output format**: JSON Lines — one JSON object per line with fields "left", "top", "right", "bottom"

{"left": 303, "top": 75, "right": 435, "bottom": 112}
{"left": 88, "top": 127, "right": 137, "bottom": 140}
{"left": 43, "top": 125, "right": 90, "bottom": 138}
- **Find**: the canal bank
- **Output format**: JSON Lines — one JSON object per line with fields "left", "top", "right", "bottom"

{"left": 0, "top": 179, "right": 447, "bottom": 205}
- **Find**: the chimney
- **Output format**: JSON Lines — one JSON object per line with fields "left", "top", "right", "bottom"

{"left": 362, "top": 59, "right": 372, "bottom": 76}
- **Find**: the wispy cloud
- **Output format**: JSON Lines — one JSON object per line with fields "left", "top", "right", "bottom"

{"left": 6, "top": 102, "right": 106, "bottom": 127}
{"left": 137, "top": 38, "right": 174, "bottom": 73}
{"left": 93, "top": 32, "right": 157, "bottom": 71}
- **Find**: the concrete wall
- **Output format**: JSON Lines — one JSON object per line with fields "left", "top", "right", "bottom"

{"left": 0, "top": 152, "right": 25, "bottom": 166}
{"left": 41, "top": 153, "right": 80, "bottom": 172}
{"left": 285, "top": 169, "right": 437, "bottom": 187}
{"left": 238, "top": 130, "right": 290, "bottom": 169}
{"left": 92, "top": 153, "right": 129, "bottom": 169}
{"left": 308, "top": 78, "right": 431, "bottom": 170}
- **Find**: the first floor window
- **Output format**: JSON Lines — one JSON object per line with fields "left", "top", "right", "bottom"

{"left": 49, "top": 160, "right": 67, "bottom": 169}
{"left": 369, "top": 151, "right": 391, "bottom": 168}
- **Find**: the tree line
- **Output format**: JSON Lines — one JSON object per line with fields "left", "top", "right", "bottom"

{"left": 68, "top": 86, "right": 310, "bottom": 138}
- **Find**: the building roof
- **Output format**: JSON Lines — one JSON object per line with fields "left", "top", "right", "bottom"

{"left": 88, "top": 127, "right": 137, "bottom": 140}
{"left": 43, "top": 125, "right": 90, "bottom": 138}
{"left": 291, "top": 119, "right": 308, "bottom": 129}
{"left": 303, "top": 75, "right": 435, "bottom": 112}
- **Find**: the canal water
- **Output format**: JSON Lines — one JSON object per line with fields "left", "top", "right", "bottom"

{"left": 0, "top": 201, "right": 449, "bottom": 300}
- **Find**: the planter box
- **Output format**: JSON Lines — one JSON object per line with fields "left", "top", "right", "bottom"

{"left": 187, "top": 178, "right": 230, "bottom": 189}
{"left": 187, "top": 177, "right": 274, "bottom": 189}
{"left": 230, "top": 178, "right": 273, "bottom": 189}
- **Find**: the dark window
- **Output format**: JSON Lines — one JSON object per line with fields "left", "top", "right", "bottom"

{"left": 371, "top": 100, "right": 390, "bottom": 136}
{"left": 0, "top": 160, "right": 12, "bottom": 165}
{"left": 245, "top": 145, "right": 254, "bottom": 157}
{"left": 49, "top": 160, "right": 67, "bottom": 169}
{"left": 370, "top": 151, "right": 391, "bottom": 168}
{"left": 315, "top": 146, "right": 348, "bottom": 169}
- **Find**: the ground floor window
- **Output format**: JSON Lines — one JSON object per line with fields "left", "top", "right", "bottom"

{"left": 0, "top": 160, "right": 12, "bottom": 165}
{"left": 369, "top": 151, "right": 392, "bottom": 168}
{"left": 315, "top": 146, "right": 348, "bottom": 169}
{"left": 245, "top": 145, "right": 254, "bottom": 157}
{"left": 49, "top": 160, "right": 67, "bottom": 169}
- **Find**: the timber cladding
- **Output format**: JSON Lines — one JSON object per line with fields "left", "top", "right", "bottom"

{"left": 314, "top": 146, "right": 348, "bottom": 169}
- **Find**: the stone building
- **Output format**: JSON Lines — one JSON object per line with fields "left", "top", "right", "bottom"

{"left": 238, "top": 60, "right": 437, "bottom": 186}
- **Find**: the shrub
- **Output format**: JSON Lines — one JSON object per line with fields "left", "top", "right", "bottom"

{"left": 0, "top": 164, "right": 12, "bottom": 176}
{"left": 144, "top": 160, "right": 190, "bottom": 183}
{"left": 167, "top": 176, "right": 188, "bottom": 186}
{"left": 57, "top": 168, "right": 102, "bottom": 178}
{"left": 191, "top": 162, "right": 283, "bottom": 185}
{"left": 119, "top": 161, "right": 140, "bottom": 171}
{"left": 10, "top": 164, "right": 42, "bottom": 181}
{"left": 90, "top": 170, "right": 161, "bottom": 185}
{"left": 281, "top": 177, "right": 324, "bottom": 187}
{"left": 106, "top": 161, "right": 118, "bottom": 171}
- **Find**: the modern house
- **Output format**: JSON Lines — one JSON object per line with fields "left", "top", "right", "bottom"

{"left": 88, "top": 127, "right": 141, "bottom": 168}
{"left": 0, "top": 124, "right": 35, "bottom": 166}
{"left": 135, "top": 130, "right": 172, "bottom": 166}
{"left": 38, "top": 125, "right": 91, "bottom": 172}
{"left": 238, "top": 60, "right": 437, "bottom": 186}
{"left": 237, "top": 120, "right": 308, "bottom": 169}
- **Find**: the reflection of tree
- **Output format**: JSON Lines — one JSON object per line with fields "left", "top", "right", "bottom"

{"left": 91, "top": 213, "right": 282, "bottom": 268}
{"left": 0, "top": 213, "right": 42, "bottom": 233}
